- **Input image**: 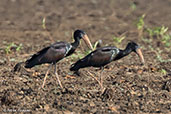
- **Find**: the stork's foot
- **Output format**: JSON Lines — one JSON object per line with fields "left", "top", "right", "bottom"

{"left": 55, "top": 72, "right": 63, "bottom": 89}
{"left": 87, "top": 71, "right": 104, "bottom": 91}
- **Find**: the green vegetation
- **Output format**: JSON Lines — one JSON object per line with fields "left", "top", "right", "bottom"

{"left": 162, "top": 34, "right": 171, "bottom": 48}
{"left": 42, "top": 17, "right": 46, "bottom": 29}
{"left": 136, "top": 14, "right": 146, "bottom": 37}
{"left": 80, "top": 40, "right": 100, "bottom": 59}
{"left": 93, "top": 40, "right": 100, "bottom": 50}
{"left": 142, "top": 37, "right": 152, "bottom": 43}
{"left": 85, "top": 40, "right": 100, "bottom": 54}
{"left": 156, "top": 49, "right": 165, "bottom": 62}
{"left": 149, "top": 46, "right": 171, "bottom": 62}
{"left": 160, "top": 69, "right": 167, "bottom": 75}
{"left": 42, "top": 17, "right": 54, "bottom": 42}
{"left": 136, "top": 15, "right": 170, "bottom": 49}
{"left": 130, "top": 1, "right": 136, "bottom": 11}
{"left": 135, "top": 14, "right": 171, "bottom": 63}
{"left": 145, "top": 26, "right": 171, "bottom": 49}
{"left": 156, "top": 52, "right": 171, "bottom": 63}
{"left": 70, "top": 40, "right": 102, "bottom": 61}
{"left": 146, "top": 26, "right": 168, "bottom": 39}
{"left": 70, "top": 50, "right": 85, "bottom": 61}
{"left": 113, "top": 35, "right": 125, "bottom": 47}
{"left": 5, "top": 42, "right": 22, "bottom": 54}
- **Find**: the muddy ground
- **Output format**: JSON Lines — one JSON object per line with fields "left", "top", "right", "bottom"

{"left": 0, "top": 0, "right": 171, "bottom": 113}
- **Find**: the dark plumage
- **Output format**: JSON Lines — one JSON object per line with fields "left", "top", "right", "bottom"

{"left": 70, "top": 41, "right": 145, "bottom": 89}
{"left": 70, "top": 42, "right": 144, "bottom": 71}
{"left": 25, "top": 42, "right": 71, "bottom": 68}
{"left": 25, "top": 30, "right": 93, "bottom": 68}
{"left": 23, "top": 29, "right": 93, "bottom": 88}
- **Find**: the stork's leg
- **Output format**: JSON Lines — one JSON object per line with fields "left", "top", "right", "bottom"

{"left": 87, "top": 71, "right": 103, "bottom": 90}
{"left": 99, "top": 67, "right": 104, "bottom": 89}
{"left": 42, "top": 64, "right": 53, "bottom": 88}
{"left": 54, "top": 63, "right": 63, "bottom": 89}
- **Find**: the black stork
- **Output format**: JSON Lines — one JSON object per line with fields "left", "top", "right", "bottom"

{"left": 24, "top": 29, "right": 93, "bottom": 89}
{"left": 70, "top": 41, "right": 145, "bottom": 89}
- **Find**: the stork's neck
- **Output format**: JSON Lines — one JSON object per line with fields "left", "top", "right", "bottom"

{"left": 66, "top": 39, "right": 80, "bottom": 57}
{"left": 71, "top": 38, "right": 80, "bottom": 50}
{"left": 114, "top": 46, "right": 133, "bottom": 60}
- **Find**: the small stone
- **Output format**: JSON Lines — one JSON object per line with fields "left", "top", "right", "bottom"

{"left": 108, "top": 106, "right": 119, "bottom": 113}
{"left": 79, "top": 96, "right": 86, "bottom": 101}
{"left": 89, "top": 101, "right": 95, "bottom": 107}
{"left": 44, "top": 104, "right": 50, "bottom": 111}
{"left": 62, "top": 110, "right": 73, "bottom": 114}
{"left": 130, "top": 90, "right": 137, "bottom": 95}
{"left": 137, "top": 69, "right": 143, "bottom": 74}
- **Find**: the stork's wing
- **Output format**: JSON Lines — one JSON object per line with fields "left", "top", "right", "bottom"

{"left": 83, "top": 46, "right": 119, "bottom": 67}
{"left": 25, "top": 41, "right": 71, "bottom": 68}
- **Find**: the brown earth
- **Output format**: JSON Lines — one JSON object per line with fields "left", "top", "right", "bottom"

{"left": 0, "top": 0, "right": 171, "bottom": 113}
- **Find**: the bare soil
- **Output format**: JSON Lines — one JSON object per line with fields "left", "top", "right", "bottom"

{"left": 0, "top": 0, "right": 171, "bottom": 113}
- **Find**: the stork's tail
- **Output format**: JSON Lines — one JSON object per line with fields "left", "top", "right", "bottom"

{"left": 13, "top": 62, "right": 25, "bottom": 72}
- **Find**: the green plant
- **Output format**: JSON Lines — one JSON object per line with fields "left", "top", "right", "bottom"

{"left": 93, "top": 40, "right": 100, "bottom": 50}
{"left": 136, "top": 14, "right": 146, "bottom": 37}
{"left": 70, "top": 34, "right": 101, "bottom": 61}
{"left": 42, "top": 17, "right": 54, "bottom": 42}
{"left": 5, "top": 42, "right": 22, "bottom": 54}
{"left": 42, "top": 17, "right": 46, "bottom": 29}
{"left": 156, "top": 26, "right": 168, "bottom": 36}
{"left": 130, "top": 1, "right": 136, "bottom": 11}
{"left": 149, "top": 46, "right": 171, "bottom": 62}
{"left": 162, "top": 34, "right": 171, "bottom": 48}
{"left": 146, "top": 26, "right": 170, "bottom": 49}
{"left": 70, "top": 50, "right": 85, "bottom": 61}
{"left": 155, "top": 48, "right": 171, "bottom": 62}
{"left": 146, "top": 26, "right": 168, "bottom": 39}
{"left": 113, "top": 35, "right": 125, "bottom": 47}
{"left": 160, "top": 69, "right": 167, "bottom": 75}
{"left": 142, "top": 37, "right": 152, "bottom": 43}
{"left": 16, "top": 44, "right": 22, "bottom": 51}
{"left": 156, "top": 53, "right": 171, "bottom": 62}
{"left": 84, "top": 40, "right": 100, "bottom": 56}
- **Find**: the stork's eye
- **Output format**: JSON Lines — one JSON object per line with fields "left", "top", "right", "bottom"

{"left": 80, "top": 33, "right": 84, "bottom": 38}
